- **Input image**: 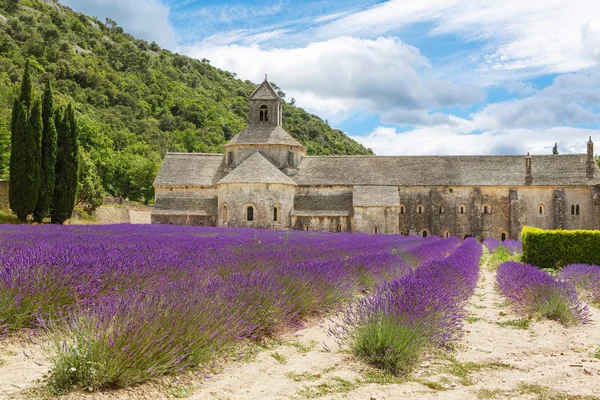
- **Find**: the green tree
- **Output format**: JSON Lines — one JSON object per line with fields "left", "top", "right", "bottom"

{"left": 76, "top": 148, "right": 104, "bottom": 211}
{"left": 33, "top": 80, "right": 58, "bottom": 222}
{"left": 9, "top": 62, "right": 42, "bottom": 221}
{"left": 552, "top": 142, "right": 559, "bottom": 155}
{"left": 51, "top": 104, "right": 79, "bottom": 224}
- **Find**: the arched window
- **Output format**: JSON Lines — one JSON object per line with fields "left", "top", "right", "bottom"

{"left": 246, "top": 205, "right": 254, "bottom": 222}
{"left": 374, "top": 227, "right": 379, "bottom": 234}
{"left": 227, "top": 151, "right": 233, "bottom": 165}
{"left": 337, "top": 224, "right": 342, "bottom": 233}
{"left": 400, "top": 230, "right": 405, "bottom": 235}
{"left": 400, "top": 205, "right": 406, "bottom": 214}
{"left": 304, "top": 224, "right": 310, "bottom": 231}
{"left": 571, "top": 205, "right": 576, "bottom": 215}
{"left": 222, "top": 204, "right": 229, "bottom": 223}
{"left": 199, "top": 222, "right": 204, "bottom": 227}
{"left": 259, "top": 105, "right": 268, "bottom": 122}
{"left": 439, "top": 206, "right": 445, "bottom": 214}
{"left": 444, "top": 231, "right": 450, "bottom": 238}
{"left": 417, "top": 205, "right": 424, "bottom": 214}
{"left": 538, "top": 204, "right": 545, "bottom": 215}
{"left": 458, "top": 204, "right": 466, "bottom": 214}
{"left": 483, "top": 204, "right": 491, "bottom": 214}
{"left": 273, "top": 205, "right": 280, "bottom": 222}
{"left": 576, "top": 204, "right": 580, "bottom": 215}
{"left": 501, "top": 232, "right": 507, "bottom": 241}
{"left": 421, "top": 229, "right": 429, "bottom": 238}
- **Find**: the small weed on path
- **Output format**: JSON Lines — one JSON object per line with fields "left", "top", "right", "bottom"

{"left": 477, "top": 382, "right": 600, "bottom": 400}
{"left": 296, "top": 376, "right": 357, "bottom": 399}
{"left": 270, "top": 351, "right": 288, "bottom": 364}
{"left": 496, "top": 318, "right": 531, "bottom": 330}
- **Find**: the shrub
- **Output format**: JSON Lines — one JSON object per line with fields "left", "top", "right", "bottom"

{"left": 333, "top": 238, "right": 482, "bottom": 375}
{"left": 522, "top": 226, "right": 600, "bottom": 270}
{"left": 558, "top": 264, "right": 600, "bottom": 305}
{"left": 496, "top": 261, "right": 590, "bottom": 326}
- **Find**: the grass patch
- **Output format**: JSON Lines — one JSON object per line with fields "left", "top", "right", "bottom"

{"left": 296, "top": 376, "right": 358, "bottom": 399}
{"left": 288, "top": 340, "right": 317, "bottom": 354}
{"left": 592, "top": 346, "right": 600, "bottom": 359}
{"left": 361, "top": 369, "right": 405, "bottom": 384}
{"left": 416, "top": 379, "right": 449, "bottom": 391}
{"left": 465, "top": 315, "right": 481, "bottom": 323}
{"left": 270, "top": 351, "right": 288, "bottom": 364}
{"left": 496, "top": 318, "right": 531, "bottom": 330}
{"left": 486, "top": 247, "right": 520, "bottom": 271}
{"left": 443, "top": 355, "right": 515, "bottom": 386}
{"left": 351, "top": 317, "right": 426, "bottom": 376}
{"left": 0, "top": 210, "right": 22, "bottom": 224}
{"left": 476, "top": 382, "right": 599, "bottom": 400}
{"left": 476, "top": 388, "right": 504, "bottom": 399}
{"left": 286, "top": 371, "right": 321, "bottom": 382}
{"left": 0, "top": 359, "right": 5, "bottom": 367}
{"left": 168, "top": 384, "right": 195, "bottom": 398}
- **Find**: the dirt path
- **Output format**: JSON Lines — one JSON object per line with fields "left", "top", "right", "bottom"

{"left": 2, "top": 253, "right": 600, "bottom": 399}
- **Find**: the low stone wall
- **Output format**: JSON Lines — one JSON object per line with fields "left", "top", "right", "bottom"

{"left": 0, "top": 181, "right": 9, "bottom": 211}
{"left": 92, "top": 207, "right": 131, "bottom": 224}
{"left": 130, "top": 210, "right": 151, "bottom": 224}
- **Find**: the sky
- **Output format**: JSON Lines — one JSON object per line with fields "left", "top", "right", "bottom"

{"left": 59, "top": 0, "right": 600, "bottom": 156}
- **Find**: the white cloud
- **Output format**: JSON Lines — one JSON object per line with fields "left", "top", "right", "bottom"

{"left": 317, "top": 0, "right": 600, "bottom": 75}
{"left": 181, "top": 36, "right": 484, "bottom": 123}
{"left": 61, "top": 0, "right": 177, "bottom": 48}
{"left": 353, "top": 126, "right": 600, "bottom": 156}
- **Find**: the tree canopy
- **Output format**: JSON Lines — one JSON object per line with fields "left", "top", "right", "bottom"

{"left": 0, "top": 0, "right": 372, "bottom": 203}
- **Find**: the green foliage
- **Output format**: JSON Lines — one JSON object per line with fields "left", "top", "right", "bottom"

{"left": 0, "top": 1, "right": 372, "bottom": 202}
{"left": 51, "top": 103, "right": 78, "bottom": 224}
{"left": 522, "top": 226, "right": 600, "bottom": 270}
{"left": 552, "top": 142, "right": 559, "bottom": 155}
{"left": 76, "top": 148, "right": 103, "bottom": 211}
{"left": 351, "top": 316, "right": 425, "bottom": 376}
{"left": 33, "top": 79, "right": 57, "bottom": 222}
{"left": 9, "top": 61, "right": 41, "bottom": 220}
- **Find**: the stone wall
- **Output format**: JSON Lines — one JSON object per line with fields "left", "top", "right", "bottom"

{"left": 354, "top": 206, "right": 400, "bottom": 234}
{"left": 218, "top": 182, "right": 295, "bottom": 229}
{"left": 0, "top": 181, "right": 8, "bottom": 211}
{"left": 291, "top": 216, "right": 353, "bottom": 232}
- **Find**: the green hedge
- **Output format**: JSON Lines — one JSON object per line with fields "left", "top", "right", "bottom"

{"left": 521, "top": 226, "right": 600, "bottom": 270}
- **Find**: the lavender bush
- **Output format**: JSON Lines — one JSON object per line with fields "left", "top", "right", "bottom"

{"left": 502, "top": 239, "right": 523, "bottom": 255}
{"left": 483, "top": 238, "right": 501, "bottom": 253}
{"left": 332, "top": 238, "right": 482, "bottom": 375}
{"left": 0, "top": 224, "right": 433, "bottom": 390}
{"left": 559, "top": 264, "right": 600, "bottom": 305}
{"left": 496, "top": 261, "right": 590, "bottom": 325}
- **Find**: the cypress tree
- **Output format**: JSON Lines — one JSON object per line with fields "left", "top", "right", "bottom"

{"left": 51, "top": 104, "right": 79, "bottom": 224}
{"left": 33, "top": 80, "right": 58, "bottom": 222}
{"left": 9, "top": 62, "right": 42, "bottom": 221}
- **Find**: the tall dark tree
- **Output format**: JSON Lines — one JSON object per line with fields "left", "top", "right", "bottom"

{"left": 51, "top": 104, "right": 79, "bottom": 224}
{"left": 9, "top": 62, "right": 42, "bottom": 221}
{"left": 33, "top": 80, "right": 58, "bottom": 222}
{"left": 552, "top": 142, "right": 559, "bottom": 155}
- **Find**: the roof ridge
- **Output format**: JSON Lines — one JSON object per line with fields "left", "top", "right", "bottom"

{"left": 166, "top": 152, "right": 224, "bottom": 156}
{"left": 303, "top": 153, "right": 588, "bottom": 159}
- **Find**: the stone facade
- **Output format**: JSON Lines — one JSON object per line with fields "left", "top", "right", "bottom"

{"left": 153, "top": 79, "right": 600, "bottom": 239}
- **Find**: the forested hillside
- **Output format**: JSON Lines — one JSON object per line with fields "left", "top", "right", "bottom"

{"left": 0, "top": 0, "right": 372, "bottom": 203}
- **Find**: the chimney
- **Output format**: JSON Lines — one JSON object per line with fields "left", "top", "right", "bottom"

{"left": 587, "top": 136, "right": 595, "bottom": 179}
{"left": 525, "top": 152, "right": 532, "bottom": 186}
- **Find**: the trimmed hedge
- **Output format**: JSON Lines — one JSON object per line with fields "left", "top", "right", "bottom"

{"left": 522, "top": 226, "right": 600, "bottom": 270}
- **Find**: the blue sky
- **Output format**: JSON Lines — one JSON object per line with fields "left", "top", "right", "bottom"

{"left": 60, "top": 0, "right": 600, "bottom": 155}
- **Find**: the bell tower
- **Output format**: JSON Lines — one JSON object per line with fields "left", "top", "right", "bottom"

{"left": 248, "top": 74, "right": 283, "bottom": 127}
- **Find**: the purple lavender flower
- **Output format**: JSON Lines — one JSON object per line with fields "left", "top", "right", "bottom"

{"left": 496, "top": 261, "right": 589, "bottom": 325}
{"left": 559, "top": 264, "right": 600, "bottom": 305}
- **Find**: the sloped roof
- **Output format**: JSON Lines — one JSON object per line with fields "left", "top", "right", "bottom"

{"left": 292, "top": 154, "right": 600, "bottom": 187}
{"left": 154, "top": 153, "right": 226, "bottom": 187}
{"left": 354, "top": 186, "right": 400, "bottom": 207}
{"left": 225, "top": 125, "right": 304, "bottom": 148}
{"left": 152, "top": 197, "right": 217, "bottom": 216}
{"left": 250, "top": 79, "right": 282, "bottom": 101}
{"left": 217, "top": 152, "right": 296, "bottom": 185}
{"left": 293, "top": 193, "right": 353, "bottom": 216}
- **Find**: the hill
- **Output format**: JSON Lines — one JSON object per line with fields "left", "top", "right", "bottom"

{"left": 0, "top": 0, "right": 372, "bottom": 203}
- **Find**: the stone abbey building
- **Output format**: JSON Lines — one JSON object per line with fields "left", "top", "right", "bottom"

{"left": 153, "top": 79, "right": 600, "bottom": 239}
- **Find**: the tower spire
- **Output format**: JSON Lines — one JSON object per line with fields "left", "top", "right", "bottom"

{"left": 264, "top": 73, "right": 268, "bottom": 82}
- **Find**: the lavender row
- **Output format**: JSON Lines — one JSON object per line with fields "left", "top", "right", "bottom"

{"left": 332, "top": 238, "right": 482, "bottom": 375}
{"left": 483, "top": 238, "right": 522, "bottom": 255}
{"left": 496, "top": 261, "right": 590, "bottom": 326}
{"left": 559, "top": 264, "right": 600, "bottom": 305}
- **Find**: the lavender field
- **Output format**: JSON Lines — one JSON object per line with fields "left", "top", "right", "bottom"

{"left": 0, "top": 225, "right": 467, "bottom": 392}
{"left": 1, "top": 225, "right": 599, "bottom": 399}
